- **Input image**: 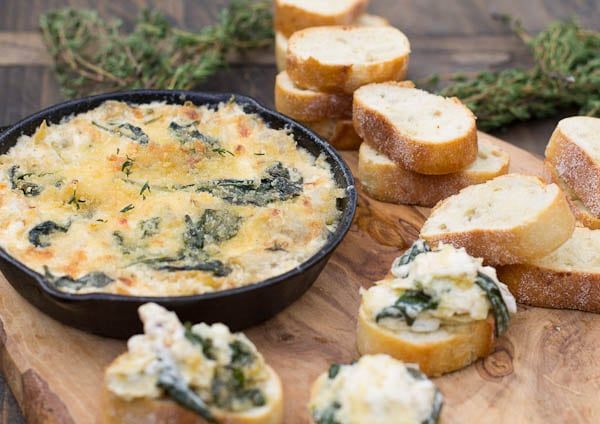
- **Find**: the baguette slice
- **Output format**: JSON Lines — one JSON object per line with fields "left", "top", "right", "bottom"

{"left": 287, "top": 26, "right": 410, "bottom": 94}
{"left": 358, "top": 139, "right": 510, "bottom": 207}
{"left": 275, "top": 71, "right": 353, "bottom": 121}
{"left": 420, "top": 174, "right": 576, "bottom": 265}
{"left": 301, "top": 118, "right": 362, "bottom": 150}
{"left": 275, "top": 31, "right": 288, "bottom": 72}
{"left": 545, "top": 116, "right": 600, "bottom": 216}
{"left": 275, "top": 13, "right": 389, "bottom": 72}
{"left": 497, "top": 227, "right": 600, "bottom": 313}
{"left": 353, "top": 13, "right": 389, "bottom": 26}
{"left": 274, "top": 0, "right": 368, "bottom": 37}
{"left": 102, "top": 365, "right": 284, "bottom": 424}
{"left": 356, "top": 301, "right": 495, "bottom": 377}
{"left": 545, "top": 162, "right": 600, "bottom": 229}
{"left": 353, "top": 83, "right": 478, "bottom": 174}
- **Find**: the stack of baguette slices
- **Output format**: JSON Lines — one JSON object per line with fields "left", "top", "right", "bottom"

{"left": 494, "top": 116, "right": 600, "bottom": 313}
{"left": 273, "top": 0, "right": 409, "bottom": 150}
{"left": 354, "top": 82, "right": 510, "bottom": 206}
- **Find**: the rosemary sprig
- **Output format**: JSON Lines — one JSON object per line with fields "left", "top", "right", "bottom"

{"left": 424, "top": 16, "right": 600, "bottom": 131}
{"left": 39, "top": 1, "right": 273, "bottom": 98}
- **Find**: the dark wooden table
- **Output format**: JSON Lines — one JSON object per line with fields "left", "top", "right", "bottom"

{"left": 0, "top": 0, "right": 598, "bottom": 422}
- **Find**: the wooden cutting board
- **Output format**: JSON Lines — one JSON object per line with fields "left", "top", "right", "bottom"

{"left": 0, "top": 132, "right": 598, "bottom": 424}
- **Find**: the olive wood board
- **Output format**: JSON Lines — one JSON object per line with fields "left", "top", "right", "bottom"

{"left": 0, "top": 132, "right": 598, "bottom": 424}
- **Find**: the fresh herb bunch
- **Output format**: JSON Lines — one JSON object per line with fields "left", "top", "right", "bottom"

{"left": 425, "top": 16, "right": 600, "bottom": 131}
{"left": 39, "top": 1, "right": 273, "bottom": 98}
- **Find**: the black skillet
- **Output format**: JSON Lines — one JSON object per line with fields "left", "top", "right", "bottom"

{"left": 0, "top": 90, "right": 356, "bottom": 339}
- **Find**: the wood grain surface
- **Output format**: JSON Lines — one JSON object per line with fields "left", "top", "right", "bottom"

{"left": 0, "top": 133, "right": 599, "bottom": 423}
{"left": 1, "top": 0, "right": 599, "bottom": 422}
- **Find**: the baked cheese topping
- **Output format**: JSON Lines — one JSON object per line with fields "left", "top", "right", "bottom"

{"left": 309, "top": 354, "right": 441, "bottom": 424}
{"left": 0, "top": 100, "right": 344, "bottom": 296}
{"left": 106, "top": 303, "right": 273, "bottom": 417}
{"left": 362, "top": 241, "right": 516, "bottom": 334}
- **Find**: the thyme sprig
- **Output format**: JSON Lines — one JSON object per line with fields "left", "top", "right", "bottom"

{"left": 39, "top": 1, "right": 273, "bottom": 98}
{"left": 424, "top": 16, "right": 600, "bottom": 131}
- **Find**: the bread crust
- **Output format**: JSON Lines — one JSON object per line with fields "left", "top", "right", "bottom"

{"left": 286, "top": 27, "right": 410, "bottom": 94}
{"left": 358, "top": 141, "right": 510, "bottom": 207}
{"left": 356, "top": 306, "right": 495, "bottom": 377}
{"left": 545, "top": 121, "right": 600, "bottom": 216}
{"left": 301, "top": 118, "right": 362, "bottom": 150}
{"left": 274, "top": 0, "right": 368, "bottom": 38}
{"left": 274, "top": 71, "right": 353, "bottom": 121}
{"left": 497, "top": 264, "right": 600, "bottom": 313}
{"left": 275, "top": 31, "right": 288, "bottom": 72}
{"left": 353, "top": 84, "right": 478, "bottom": 174}
{"left": 544, "top": 161, "right": 600, "bottom": 229}
{"left": 101, "top": 366, "right": 284, "bottom": 424}
{"left": 421, "top": 176, "right": 576, "bottom": 265}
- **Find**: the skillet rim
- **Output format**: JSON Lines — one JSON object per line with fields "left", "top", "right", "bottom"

{"left": 0, "top": 89, "right": 357, "bottom": 305}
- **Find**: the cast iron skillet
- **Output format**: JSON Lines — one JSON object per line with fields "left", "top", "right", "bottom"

{"left": 0, "top": 90, "right": 356, "bottom": 339}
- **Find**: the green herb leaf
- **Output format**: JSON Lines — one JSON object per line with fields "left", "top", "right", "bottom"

{"left": 197, "top": 162, "right": 303, "bottom": 206}
{"left": 8, "top": 165, "right": 43, "bottom": 197}
{"left": 139, "top": 217, "right": 160, "bottom": 238}
{"left": 157, "top": 356, "right": 215, "bottom": 421}
{"left": 93, "top": 121, "right": 149, "bottom": 144}
{"left": 376, "top": 289, "right": 438, "bottom": 326}
{"left": 184, "top": 323, "right": 216, "bottom": 360}
{"left": 328, "top": 364, "right": 341, "bottom": 379}
{"left": 169, "top": 121, "right": 219, "bottom": 148}
{"left": 121, "top": 155, "right": 135, "bottom": 177}
{"left": 406, "top": 367, "right": 443, "bottom": 424}
{"left": 313, "top": 401, "right": 342, "bottom": 424}
{"left": 474, "top": 271, "right": 511, "bottom": 336}
{"left": 43, "top": 266, "right": 113, "bottom": 291}
{"left": 139, "top": 181, "right": 151, "bottom": 198}
{"left": 212, "top": 147, "right": 234, "bottom": 157}
{"left": 67, "top": 188, "right": 86, "bottom": 210}
{"left": 120, "top": 204, "right": 135, "bottom": 213}
{"left": 28, "top": 221, "right": 68, "bottom": 248}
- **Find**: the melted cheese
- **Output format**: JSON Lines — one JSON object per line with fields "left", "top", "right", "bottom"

{"left": 0, "top": 101, "right": 344, "bottom": 296}
{"left": 309, "top": 355, "right": 437, "bottom": 424}
{"left": 362, "top": 243, "right": 516, "bottom": 332}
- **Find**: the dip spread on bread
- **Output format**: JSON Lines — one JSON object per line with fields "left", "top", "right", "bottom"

{"left": 309, "top": 354, "right": 442, "bottom": 424}
{"left": 105, "top": 303, "right": 281, "bottom": 421}
{"left": 361, "top": 241, "right": 516, "bottom": 335}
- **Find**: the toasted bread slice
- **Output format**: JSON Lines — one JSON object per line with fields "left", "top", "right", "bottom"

{"left": 301, "top": 118, "right": 362, "bottom": 150}
{"left": 275, "top": 71, "right": 353, "bottom": 121}
{"left": 545, "top": 116, "right": 600, "bottom": 216}
{"left": 275, "top": 31, "right": 288, "bottom": 72}
{"left": 358, "top": 139, "right": 510, "bottom": 207}
{"left": 356, "top": 305, "right": 495, "bottom": 377}
{"left": 545, "top": 162, "right": 600, "bottom": 229}
{"left": 287, "top": 26, "right": 410, "bottom": 94}
{"left": 420, "top": 174, "right": 576, "bottom": 265}
{"left": 274, "top": 13, "right": 389, "bottom": 71}
{"left": 497, "top": 227, "right": 600, "bottom": 313}
{"left": 103, "top": 304, "right": 284, "bottom": 424}
{"left": 102, "top": 365, "right": 284, "bottom": 424}
{"left": 274, "top": 0, "right": 368, "bottom": 37}
{"left": 353, "top": 83, "right": 478, "bottom": 174}
{"left": 353, "top": 13, "right": 389, "bottom": 26}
